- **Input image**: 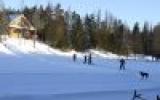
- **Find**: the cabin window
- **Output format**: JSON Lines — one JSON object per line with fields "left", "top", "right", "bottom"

{"left": 13, "top": 29, "right": 21, "bottom": 33}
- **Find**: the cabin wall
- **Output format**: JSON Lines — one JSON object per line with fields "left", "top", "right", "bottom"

{"left": 9, "top": 28, "right": 21, "bottom": 38}
{"left": 8, "top": 27, "right": 35, "bottom": 39}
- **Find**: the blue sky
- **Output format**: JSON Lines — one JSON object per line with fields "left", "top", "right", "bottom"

{"left": 3, "top": 0, "right": 160, "bottom": 27}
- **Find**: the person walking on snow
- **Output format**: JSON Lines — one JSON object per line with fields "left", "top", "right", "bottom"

{"left": 73, "top": 53, "right": 77, "bottom": 62}
{"left": 120, "top": 58, "right": 125, "bottom": 70}
{"left": 88, "top": 53, "right": 92, "bottom": 65}
{"left": 132, "top": 90, "right": 143, "bottom": 100}
{"left": 83, "top": 55, "right": 87, "bottom": 64}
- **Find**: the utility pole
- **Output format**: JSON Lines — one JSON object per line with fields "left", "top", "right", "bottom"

{"left": 19, "top": 0, "right": 24, "bottom": 45}
{"left": 32, "top": 0, "right": 41, "bottom": 48}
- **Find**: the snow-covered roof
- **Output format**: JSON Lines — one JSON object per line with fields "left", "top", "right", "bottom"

{"left": 8, "top": 14, "right": 36, "bottom": 30}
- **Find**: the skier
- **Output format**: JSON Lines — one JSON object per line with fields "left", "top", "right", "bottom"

{"left": 73, "top": 53, "right": 77, "bottom": 62}
{"left": 132, "top": 90, "right": 142, "bottom": 100}
{"left": 120, "top": 58, "right": 125, "bottom": 70}
{"left": 83, "top": 55, "right": 87, "bottom": 64}
{"left": 88, "top": 53, "right": 92, "bottom": 65}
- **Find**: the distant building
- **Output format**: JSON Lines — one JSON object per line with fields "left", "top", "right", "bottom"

{"left": 8, "top": 14, "right": 36, "bottom": 38}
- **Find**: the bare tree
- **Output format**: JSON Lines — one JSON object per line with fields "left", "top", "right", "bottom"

{"left": 0, "top": 0, "right": 8, "bottom": 41}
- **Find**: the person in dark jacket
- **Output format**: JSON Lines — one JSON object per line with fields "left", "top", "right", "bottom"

{"left": 83, "top": 55, "right": 87, "bottom": 64}
{"left": 88, "top": 53, "right": 92, "bottom": 65}
{"left": 132, "top": 90, "right": 142, "bottom": 100}
{"left": 73, "top": 53, "right": 77, "bottom": 62}
{"left": 120, "top": 58, "right": 125, "bottom": 70}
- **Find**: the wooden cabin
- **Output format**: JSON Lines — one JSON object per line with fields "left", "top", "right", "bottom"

{"left": 8, "top": 14, "right": 36, "bottom": 38}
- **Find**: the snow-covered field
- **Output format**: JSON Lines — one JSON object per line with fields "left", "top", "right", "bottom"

{"left": 0, "top": 38, "right": 160, "bottom": 100}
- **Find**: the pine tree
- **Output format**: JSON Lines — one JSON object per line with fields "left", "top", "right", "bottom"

{"left": 131, "top": 22, "right": 142, "bottom": 55}
{"left": 141, "top": 22, "right": 150, "bottom": 55}
{"left": 84, "top": 14, "right": 97, "bottom": 49}
{"left": 70, "top": 12, "right": 87, "bottom": 51}
{"left": 153, "top": 24, "right": 160, "bottom": 55}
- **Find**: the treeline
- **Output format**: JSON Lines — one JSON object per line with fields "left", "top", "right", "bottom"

{"left": 1, "top": 3, "right": 160, "bottom": 56}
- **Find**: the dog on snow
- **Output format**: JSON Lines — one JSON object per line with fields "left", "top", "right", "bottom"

{"left": 139, "top": 71, "right": 149, "bottom": 80}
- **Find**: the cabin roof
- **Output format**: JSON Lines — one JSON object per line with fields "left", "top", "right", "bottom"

{"left": 9, "top": 14, "right": 36, "bottom": 30}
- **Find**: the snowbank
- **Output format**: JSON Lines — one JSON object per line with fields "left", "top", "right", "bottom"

{"left": 0, "top": 43, "right": 14, "bottom": 55}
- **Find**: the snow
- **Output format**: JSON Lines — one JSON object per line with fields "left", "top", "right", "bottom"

{"left": 0, "top": 37, "right": 159, "bottom": 100}
{"left": 90, "top": 49, "right": 120, "bottom": 59}
{"left": 0, "top": 43, "right": 14, "bottom": 55}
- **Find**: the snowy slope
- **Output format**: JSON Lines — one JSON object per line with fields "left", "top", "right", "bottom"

{"left": 2, "top": 38, "right": 54, "bottom": 54}
{"left": 0, "top": 37, "right": 159, "bottom": 100}
{"left": 0, "top": 37, "right": 153, "bottom": 60}
{"left": 1, "top": 38, "right": 85, "bottom": 57}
